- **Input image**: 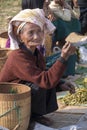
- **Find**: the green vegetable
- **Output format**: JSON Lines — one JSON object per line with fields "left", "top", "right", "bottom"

{"left": 9, "top": 88, "right": 18, "bottom": 94}
{"left": 59, "top": 88, "right": 87, "bottom": 106}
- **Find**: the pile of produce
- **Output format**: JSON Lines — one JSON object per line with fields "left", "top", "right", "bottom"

{"left": 60, "top": 87, "right": 87, "bottom": 106}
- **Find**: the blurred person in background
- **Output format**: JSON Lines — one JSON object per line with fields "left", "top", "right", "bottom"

{"left": 22, "top": 0, "right": 45, "bottom": 9}
{"left": 49, "top": 0, "right": 81, "bottom": 47}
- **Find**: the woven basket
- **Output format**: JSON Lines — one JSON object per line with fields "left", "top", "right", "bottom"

{"left": 0, "top": 31, "right": 8, "bottom": 48}
{"left": 0, "top": 32, "right": 8, "bottom": 39}
{"left": 65, "top": 32, "right": 87, "bottom": 43}
{"left": 0, "top": 38, "right": 7, "bottom": 48}
{"left": 0, "top": 48, "right": 12, "bottom": 72}
{"left": 0, "top": 82, "right": 31, "bottom": 130}
{"left": 45, "top": 34, "right": 52, "bottom": 56}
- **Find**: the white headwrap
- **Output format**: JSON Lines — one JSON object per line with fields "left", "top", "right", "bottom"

{"left": 8, "top": 8, "right": 56, "bottom": 49}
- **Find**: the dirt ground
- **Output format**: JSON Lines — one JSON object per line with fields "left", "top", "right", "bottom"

{"left": 0, "top": 0, "right": 21, "bottom": 33}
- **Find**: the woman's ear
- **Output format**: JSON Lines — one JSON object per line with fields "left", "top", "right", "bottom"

{"left": 18, "top": 33, "right": 24, "bottom": 43}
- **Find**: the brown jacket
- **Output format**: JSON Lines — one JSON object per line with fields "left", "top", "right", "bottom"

{"left": 0, "top": 48, "right": 66, "bottom": 89}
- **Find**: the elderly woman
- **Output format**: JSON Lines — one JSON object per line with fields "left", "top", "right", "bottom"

{"left": 6, "top": 0, "right": 46, "bottom": 55}
{"left": 0, "top": 9, "right": 76, "bottom": 119}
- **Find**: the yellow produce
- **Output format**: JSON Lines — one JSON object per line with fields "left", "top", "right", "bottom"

{"left": 83, "top": 77, "right": 87, "bottom": 88}
{"left": 59, "top": 88, "right": 87, "bottom": 106}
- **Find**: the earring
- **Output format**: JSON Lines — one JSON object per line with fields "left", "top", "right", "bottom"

{"left": 20, "top": 39, "right": 23, "bottom": 43}
{"left": 18, "top": 38, "right": 24, "bottom": 43}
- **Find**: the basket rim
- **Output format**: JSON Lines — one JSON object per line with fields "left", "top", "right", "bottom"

{"left": 0, "top": 82, "right": 31, "bottom": 101}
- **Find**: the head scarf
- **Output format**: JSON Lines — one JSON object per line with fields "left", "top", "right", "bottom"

{"left": 8, "top": 8, "right": 56, "bottom": 49}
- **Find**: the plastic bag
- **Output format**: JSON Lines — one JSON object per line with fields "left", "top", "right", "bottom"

{"left": 76, "top": 113, "right": 87, "bottom": 130}
{"left": 79, "top": 46, "right": 87, "bottom": 64}
{"left": 59, "top": 113, "right": 87, "bottom": 130}
{"left": 0, "top": 126, "right": 9, "bottom": 130}
{"left": 31, "top": 113, "right": 87, "bottom": 130}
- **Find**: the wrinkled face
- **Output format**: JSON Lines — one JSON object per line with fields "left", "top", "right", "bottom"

{"left": 19, "top": 22, "right": 44, "bottom": 50}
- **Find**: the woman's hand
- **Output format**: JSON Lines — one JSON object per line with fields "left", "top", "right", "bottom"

{"left": 72, "top": 0, "right": 79, "bottom": 7}
{"left": 61, "top": 41, "right": 76, "bottom": 61}
{"left": 55, "top": 0, "right": 65, "bottom": 7}
{"left": 60, "top": 82, "right": 75, "bottom": 94}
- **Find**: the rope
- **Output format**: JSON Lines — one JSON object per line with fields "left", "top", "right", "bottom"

{"left": 0, "top": 101, "right": 20, "bottom": 118}
{"left": 0, "top": 101, "right": 21, "bottom": 129}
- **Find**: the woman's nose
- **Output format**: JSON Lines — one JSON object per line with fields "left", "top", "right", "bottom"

{"left": 33, "top": 33, "right": 38, "bottom": 39}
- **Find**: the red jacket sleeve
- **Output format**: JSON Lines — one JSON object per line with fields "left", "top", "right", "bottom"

{"left": 0, "top": 50, "right": 66, "bottom": 89}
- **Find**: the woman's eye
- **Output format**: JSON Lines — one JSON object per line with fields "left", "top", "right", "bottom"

{"left": 27, "top": 29, "right": 43, "bottom": 36}
{"left": 38, "top": 29, "right": 42, "bottom": 33}
{"left": 28, "top": 31, "right": 33, "bottom": 35}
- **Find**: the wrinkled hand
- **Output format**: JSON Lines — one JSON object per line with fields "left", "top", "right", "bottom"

{"left": 60, "top": 82, "right": 75, "bottom": 94}
{"left": 61, "top": 41, "right": 76, "bottom": 60}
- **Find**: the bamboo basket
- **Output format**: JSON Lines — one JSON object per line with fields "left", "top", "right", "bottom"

{"left": 0, "top": 31, "right": 8, "bottom": 48}
{"left": 0, "top": 48, "right": 12, "bottom": 72}
{"left": 65, "top": 32, "right": 87, "bottom": 43}
{"left": 0, "top": 82, "right": 31, "bottom": 130}
{"left": 0, "top": 32, "right": 8, "bottom": 39}
{"left": 45, "top": 34, "right": 52, "bottom": 56}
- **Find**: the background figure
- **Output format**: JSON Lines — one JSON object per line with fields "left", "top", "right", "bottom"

{"left": 22, "top": 0, "right": 45, "bottom": 9}
{"left": 80, "top": 12, "right": 87, "bottom": 35}
{"left": 49, "top": 0, "right": 81, "bottom": 48}
{"left": 48, "top": 0, "right": 81, "bottom": 77}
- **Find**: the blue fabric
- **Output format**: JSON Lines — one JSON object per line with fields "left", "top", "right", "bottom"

{"left": 64, "top": 54, "right": 77, "bottom": 76}
{"left": 46, "top": 52, "right": 77, "bottom": 76}
{"left": 46, "top": 52, "right": 61, "bottom": 70}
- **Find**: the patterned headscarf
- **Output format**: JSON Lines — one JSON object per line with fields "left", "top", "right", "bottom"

{"left": 8, "top": 8, "right": 56, "bottom": 49}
